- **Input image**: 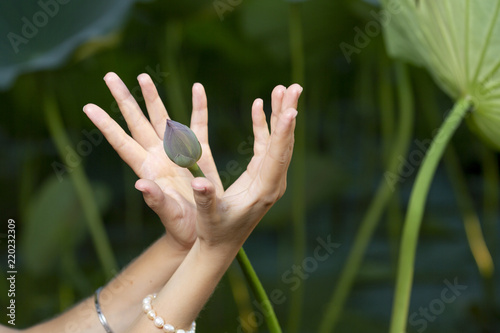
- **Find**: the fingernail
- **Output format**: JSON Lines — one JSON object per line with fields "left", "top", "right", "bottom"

{"left": 134, "top": 183, "right": 147, "bottom": 193}
{"left": 103, "top": 72, "right": 114, "bottom": 82}
{"left": 137, "top": 73, "right": 147, "bottom": 83}
{"left": 192, "top": 184, "right": 206, "bottom": 192}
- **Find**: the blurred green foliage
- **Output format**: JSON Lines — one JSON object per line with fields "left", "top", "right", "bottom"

{"left": 0, "top": 0, "right": 499, "bottom": 332}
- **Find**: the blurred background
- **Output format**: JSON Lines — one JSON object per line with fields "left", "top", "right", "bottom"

{"left": 0, "top": 0, "right": 499, "bottom": 332}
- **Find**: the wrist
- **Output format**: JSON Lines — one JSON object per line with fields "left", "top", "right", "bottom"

{"left": 196, "top": 237, "right": 242, "bottom": 264}
{"left": 140, "top": 238, "right": 238, "bottom": 330}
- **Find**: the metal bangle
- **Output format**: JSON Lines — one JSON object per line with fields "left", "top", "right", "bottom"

{"left": 94, "top": 287, "right": 114, "bottom": 333}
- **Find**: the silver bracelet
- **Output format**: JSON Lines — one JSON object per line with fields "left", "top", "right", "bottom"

{"left": 94, "top": 287, "right": 114, "bottom": 333}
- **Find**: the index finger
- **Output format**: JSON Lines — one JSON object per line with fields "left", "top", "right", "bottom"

{"left": 83, "top": 103, "right": 148, "bottom": 174}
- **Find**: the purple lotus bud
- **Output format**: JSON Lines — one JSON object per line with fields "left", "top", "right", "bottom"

{"left": 163, "top": 120, "right": 202, "bottom": 168}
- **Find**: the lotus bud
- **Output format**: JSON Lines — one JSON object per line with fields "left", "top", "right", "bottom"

{"left": 163, "top": 119, "right": 202, "bottom": 168}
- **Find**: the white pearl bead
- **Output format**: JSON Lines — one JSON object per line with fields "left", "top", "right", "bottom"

{"left": 176, "top": 330, "right": 186, "bottom": 333}
{"left": 143, "top": 297, "right": 151, "bottom": 305}
{"left": 147, "top": 309, "right": 156, "bottom": 320}
{"left": 142, "top": 303, "right": 152, "bottom": 313}
{"left": 154, "top": 316, "right": 165, "bottom": 328}
{"left": 163, "top": 324, "right": 175, "bottom": 332}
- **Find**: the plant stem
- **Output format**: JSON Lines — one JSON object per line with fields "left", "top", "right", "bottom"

{"left": 389, "top": 97, "right": 473, "bottom": 333}
{"left": 236, "top": 248, "right": 282, "bottom": 332}
{"left": 188, "top": 163, "right": 205, "bottom": 178}
{"left": 188, "top": 163, "right": 282, "bottom": 332}
{"left": 226, "top": 265, "right": 256, "bottom": 333}
{"left": 318, "top": 62, "right": 414, "bottom": 333}
{"left": 481, "top": 145, "right": 499, "bottom": 308}
{"left": 482, "top": 146, "right": 499, "bottom": 264}
{"left": 288, "top": 3, "right": 307, "bottom": 332}
{"left": 192, "top": 163, "right": 256, "bottom": 333}
{"left": 379, "top": 48, "right": 396, "bottom": 164}
{"left": 43, "top": 91, "right": 118, "bottom": 279}
{"left": 419, "top": 81, "right": 494, "bottom": 284}
{"left": 378, "top": 48, "right": 402, "bottom": 268}
{"left": 443, "top": 145, "right": 495, "bottom": 288}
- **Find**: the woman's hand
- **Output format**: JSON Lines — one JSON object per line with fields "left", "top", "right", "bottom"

{"left": 190, "top": 84, "right": 302, "bottom": 253}
{"left": 125, "top": 84, "right": 302, "bottom": 332}
{"left": 83, "top": 72, "right": 223, "bottom": 252}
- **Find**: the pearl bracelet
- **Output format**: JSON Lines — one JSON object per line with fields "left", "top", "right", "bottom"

{"left": 142, "top": 294, "right": 196, "bottom": 333}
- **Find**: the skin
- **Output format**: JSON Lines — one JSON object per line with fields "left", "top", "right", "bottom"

{"left": 1, "top": 72, "right": 301, "bottom": 333}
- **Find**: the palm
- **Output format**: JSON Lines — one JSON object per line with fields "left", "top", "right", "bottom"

{"left": 139, "top": 145, "right": 195, "bottom": 200}
{"left": 84, "top": 72, "right": 223, "bottom": 250}
{"left": 192, "top": 84, "right": 302, "bottom": 247}
{"left": 225, "top": 84, "right": 300, "bottom": 199}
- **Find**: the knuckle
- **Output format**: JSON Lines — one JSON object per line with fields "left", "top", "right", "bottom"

{"left": 145, "top": 196, "right": 161, "bottom": 210}
{"left": 197, "top": 198, "right": 213, "bottom": 210}
{"left": 269, "top": 152, "right": 289, "bottom": 167}
{"left": 259, "top": 190, "right": 281, "bottom": 208}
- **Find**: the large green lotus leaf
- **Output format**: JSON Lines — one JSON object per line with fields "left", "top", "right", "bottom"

{"left": 381, "top": 0, "right": 500, "bottom": 150}
{"left": 20, "top": 175, "right": 111, "bottom": 276}
{"left": 0, "top": 0, "right": 141, "bottom": 90}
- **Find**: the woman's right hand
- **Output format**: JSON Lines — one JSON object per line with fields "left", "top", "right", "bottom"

{"left": 84, "top": 72, "right": 224, "bottom": 253}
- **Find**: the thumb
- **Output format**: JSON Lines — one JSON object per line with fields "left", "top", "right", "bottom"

{"left": 191, "top": 177, "right": 218, "bottom": 223}
{"left": 135, "top": 179, "right": 179, "bottom": 220}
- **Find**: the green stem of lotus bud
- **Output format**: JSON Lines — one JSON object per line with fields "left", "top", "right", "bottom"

{"left": 187, "top": 163, "right": 205, "bottom": 178}
{"left": 186, "top": 164, "right": 282, "bottom": 333}
{"left": 236, "top": 248, "right": 282, "bottom": 332}
{"left": 389, "top": 97, "right": 473, "bottom": 333}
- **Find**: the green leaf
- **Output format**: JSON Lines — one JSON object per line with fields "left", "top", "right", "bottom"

{"left": 381, "top": 0, "right": 500, "bottom": 150}
{"left": 20, "top": 175, "right": 111, "bottom": 276}
{"left": 0, "top": 0, "right": 140, "bottom": 90}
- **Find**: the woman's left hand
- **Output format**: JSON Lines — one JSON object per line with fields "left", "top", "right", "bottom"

{"left": 84, "top": 72, "right": 224, "bottom": 252}
{"left": 190, "top": 84, "right": 303, "bottom": 253}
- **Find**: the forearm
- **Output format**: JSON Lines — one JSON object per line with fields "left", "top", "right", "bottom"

{"left": 128, "top": 239, "right": 240, "bottom": 332}
{"left": 102, "top": 235, "right": 188, "bottom": 331}
{"left": 27, "top": 236, "right": 188, "bottom": 333}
